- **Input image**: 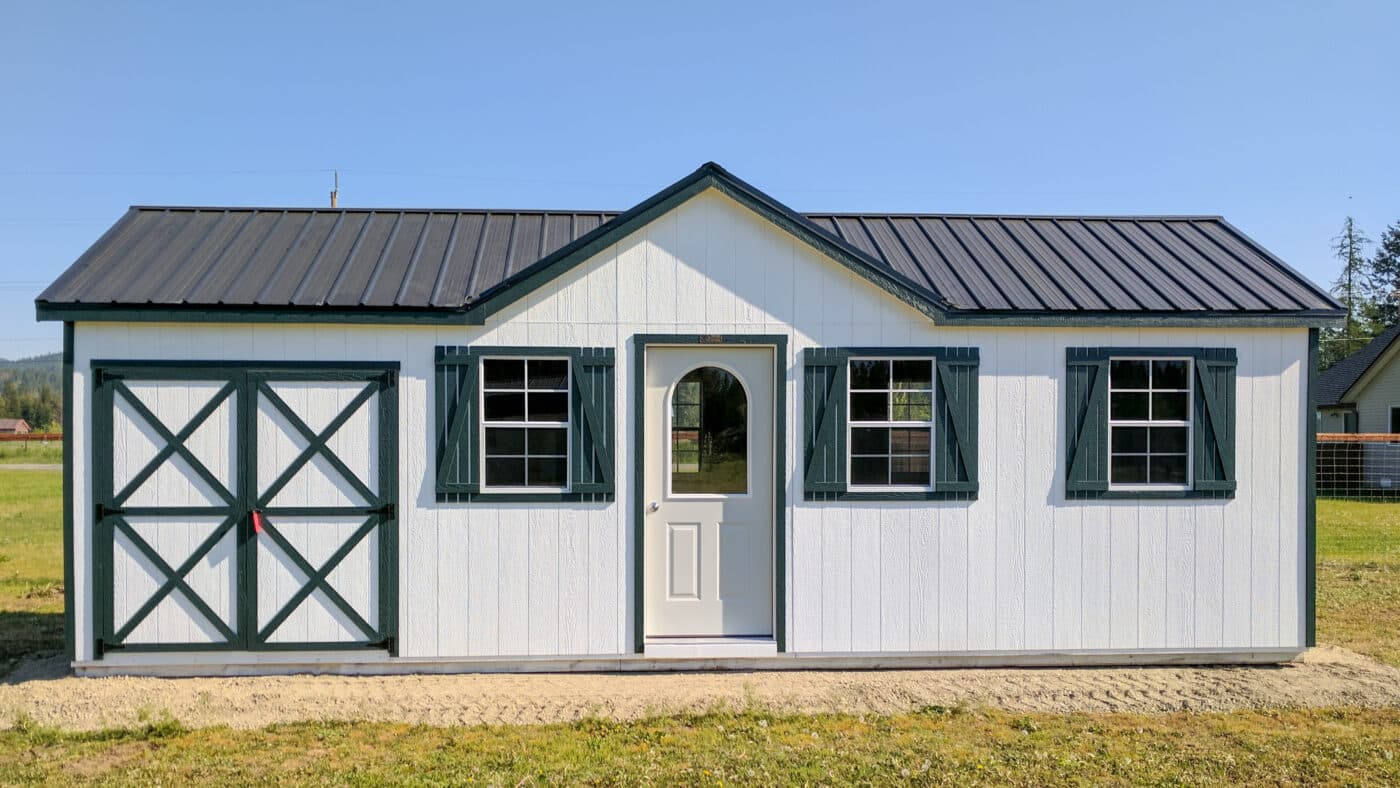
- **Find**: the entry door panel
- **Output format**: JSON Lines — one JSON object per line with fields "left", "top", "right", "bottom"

{"left": 93, "top": 364, "right": 397, "bottom": 655}
{"left": 644, "top": 347, "right": 773, "bottom": 638}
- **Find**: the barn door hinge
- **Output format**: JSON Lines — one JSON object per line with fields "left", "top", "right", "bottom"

{"left": 373, "top": 502, "right": 396, "bottom": 520}
{"left": 372, "top": 635, "right": 397, "bottom": 654}
{"left": 95, "top": 503, "right": 123, "bottom": 520}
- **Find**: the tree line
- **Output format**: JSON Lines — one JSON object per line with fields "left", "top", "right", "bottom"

{"left": 0, "top": 352, "right": 62, "bottom": 431}
{"left": 1322, "top": 217, "right": 1400, "bottom": 370}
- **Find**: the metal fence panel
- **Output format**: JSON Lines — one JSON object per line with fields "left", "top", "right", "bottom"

{"left": 1317, "top": 433, "right": 1400, "bottom": 500}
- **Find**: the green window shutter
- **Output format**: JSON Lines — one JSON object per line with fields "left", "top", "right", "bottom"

{"left": 1193, "top": 348, "right": 1237, "bottom": 495}
{"left": 435, "top": 346, "right": 480, "bottom": 499}
{"left": 1065, "top": 348, "right": 1110, "bottom": 495}
{"left": 803, "top": 347, "right": 849, "bottom": 500}
{"left": 569, "top": 347, "right": 616, "bottom": 499}
{"left": 933, "top": 348, "right": 979, "bottom": 496}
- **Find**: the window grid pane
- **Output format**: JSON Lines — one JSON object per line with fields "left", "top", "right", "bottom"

{"left": 482, "top": 357, "right": 570, "bottom": 489}
{"left": 848, "top": 358, "right": 935, "bottom": 488}
{"left": 1108, "top": 357, "right": 1191, "bottom": 486}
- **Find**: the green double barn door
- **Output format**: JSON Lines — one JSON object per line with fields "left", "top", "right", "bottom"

{"left": 92, "top": 362, "right": 398, "bottom": 655}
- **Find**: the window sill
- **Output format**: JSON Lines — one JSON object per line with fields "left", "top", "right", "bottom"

{"left": 1067, "top": 488, "right": 1234, "bottom": 501}
{"left": 436, "top": 491, "right": 614, "bottom": 504}
{"left": 805, "top": 489, "right": 976, "bottom": 502}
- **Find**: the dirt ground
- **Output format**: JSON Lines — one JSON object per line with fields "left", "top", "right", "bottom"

{"left": 3, "top": 646, "right": 1399, "bottom": 731}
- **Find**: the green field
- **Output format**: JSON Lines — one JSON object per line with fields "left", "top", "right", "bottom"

{"left": 0, "top": 468, "right": 1397, "bottom": 783}
{"left": 0, "top": 469, "right": 63, "bottom": 670}
{"left": 0, "top": 442, "right": 62, "bottom": 465}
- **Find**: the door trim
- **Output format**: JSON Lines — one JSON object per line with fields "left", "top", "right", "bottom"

{"left": 632, "top": 334, "right": 788, "bottom": 653}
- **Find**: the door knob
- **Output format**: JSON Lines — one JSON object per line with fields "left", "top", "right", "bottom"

{"left": 647, "top": 501, "right": 659, "bottom": 513}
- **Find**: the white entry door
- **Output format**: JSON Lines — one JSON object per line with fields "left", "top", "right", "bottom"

{"left": 644, "top": 346, "right": 774, "bottom": 638}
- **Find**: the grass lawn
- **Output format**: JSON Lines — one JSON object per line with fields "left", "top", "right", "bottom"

{"left": 0, "top": 470, "right": 1397, "bottom": 782}
{"left": 3, "top": 708, "right": 1399, "bottom": 784}
{"left": 1316, "top": 499, "right": 1400, "bottom": 667}
{"left": 0, "top": 469, "right": 63, "bottom": 671}
{"left": 0, "top": 442, "right": 62, "bottom": 465}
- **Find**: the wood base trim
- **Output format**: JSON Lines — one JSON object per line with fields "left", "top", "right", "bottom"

{"left": 74, "top": 647, "right": 1304, "bottom": 678}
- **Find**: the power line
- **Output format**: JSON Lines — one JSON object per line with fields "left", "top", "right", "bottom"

{"left": 0, "top": 167, "right": 333, "bottom": 176}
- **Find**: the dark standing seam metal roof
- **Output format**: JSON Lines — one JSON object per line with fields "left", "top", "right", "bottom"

{"left": 37, "top": 186, "right": 1340, "bottom": 318}
{"left": 1317, "top": 324, "right": 1400, "bottom": 405}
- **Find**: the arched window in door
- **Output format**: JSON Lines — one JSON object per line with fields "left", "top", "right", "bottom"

{"left": 671, "top": 366, "right": 748, "bottom": 493}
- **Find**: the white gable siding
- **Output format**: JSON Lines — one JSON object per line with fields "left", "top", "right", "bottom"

{"left": 70, "top": 188, "right": 1309, "bottom": 664}
{"left": 1349, "top": 347, "right": 1400, "bottom": 432}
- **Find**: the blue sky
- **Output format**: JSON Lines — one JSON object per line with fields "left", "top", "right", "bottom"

{"left": 2, "top": 1, "right": 1396, "bottom": 357}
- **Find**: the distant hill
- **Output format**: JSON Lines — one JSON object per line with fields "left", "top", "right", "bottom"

{"left": 0, "top": 352, "right": 62, "bottom": 429}
{"left": 0, "top": 352, "right": 62, "bottom": 390}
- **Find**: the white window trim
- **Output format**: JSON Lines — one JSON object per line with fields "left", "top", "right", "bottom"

{"left": 1107, "top": 355, "right": 1193, "bottom": 492}
{"left": 478, "top": 355, "right": 572, "bottom": 493}
{"left": 846, "top": 356, "right": 936, "bottom": 492}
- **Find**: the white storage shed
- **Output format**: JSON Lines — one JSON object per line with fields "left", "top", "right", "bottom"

{"left": 36, "top": 163, "right": 1342, "bottom": 675}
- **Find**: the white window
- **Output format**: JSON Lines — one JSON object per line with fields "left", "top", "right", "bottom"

{"left": 847, "top": 358, "right": 934, "bottom": 489}
{"left": 480, "top": 357, "right": 570, "bottom": 491}
{"left": 1108, "top": 357, "right": 1192, "bottom": 488}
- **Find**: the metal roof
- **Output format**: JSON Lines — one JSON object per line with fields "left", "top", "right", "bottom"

{"left": 803, "top": 214, "right": 1335, "bottom": 313}
{"left": 37, "top": 163, "right": 1341, "bottom": 321}
{"left": 1317, "top": 324, "right": 1400, "bottom": 405}
{"left": 38, "top": 207, "right": 618, "bottom": 310}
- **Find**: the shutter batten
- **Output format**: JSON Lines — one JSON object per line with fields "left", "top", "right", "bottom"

{"left": 569, "top": 347, "right": 616, "bottom": 498}
{"left": 435, "top": 346, "right": 480, "bottom": 497}
{"left": 1192, "top": 349, "right": 1237, "bottom": 494}
{"left": 803, "top": 347, "right": 849, "bottom": 499}
{"left": 1065, "top": 350, "right": 1111, "bottom": 494}
{"left": 933, "top": 349, "right": 979, "bottom": 496}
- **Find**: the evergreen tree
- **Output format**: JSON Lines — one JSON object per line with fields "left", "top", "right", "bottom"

{"left": 1323, "top": 217, "right": 1376, "bottom": 368}
{"left": 1369, "top": 221, "right": 1400, "bottom": 328}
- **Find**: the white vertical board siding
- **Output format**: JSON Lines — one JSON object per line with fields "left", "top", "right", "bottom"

{"left": 1349, "top": 344, "right": 1400, "bottom": 432}
{"left": 70, "top": 188, "right": 1310, "bottom": 662}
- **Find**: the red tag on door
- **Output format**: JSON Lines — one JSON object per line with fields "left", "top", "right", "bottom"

{"left": 252, "top": 510, "right": 265, "bottom": 534}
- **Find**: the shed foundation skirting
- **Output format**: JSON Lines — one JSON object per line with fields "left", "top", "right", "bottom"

{"left": 74, "top": 648, "right": 1305, "bottom": 678}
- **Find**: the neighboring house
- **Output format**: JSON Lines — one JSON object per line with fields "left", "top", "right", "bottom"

{"left": 1317, "top": 325, "right": 1400, "bottom": 433}
{"left": 0, "top": 418, "right": 31, "bottom": 434}
{"left": 35, "top": 162, "right": 1343, "bottom": 677}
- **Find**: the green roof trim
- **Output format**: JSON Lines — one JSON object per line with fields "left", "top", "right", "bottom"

{"left": 37, "top": 303, "right": 471, "bottom": 325}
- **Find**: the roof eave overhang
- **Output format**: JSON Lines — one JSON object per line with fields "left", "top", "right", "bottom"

{"left": 40, "top": 302, "right": 1344, "bottom": 329}
{"left": 931, "top": 309, "right": 1346, "bottom": 328}
{"left": 35, "top": 301, "right": 472, "bottom": 325}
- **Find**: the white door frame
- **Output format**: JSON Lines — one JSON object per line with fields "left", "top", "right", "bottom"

{"left": 632, "top": 334, "right": 787, "bottom": 653}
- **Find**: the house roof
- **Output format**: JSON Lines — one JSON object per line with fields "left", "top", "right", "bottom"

{"left": 0, "top": 418, "right": 30, "bottom": 431}
{"left": 1317, "top": 324, "right": 1400, "bottom": 405}
{"left": 36, "top": 162, "right": 1342, "bottom": 326}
